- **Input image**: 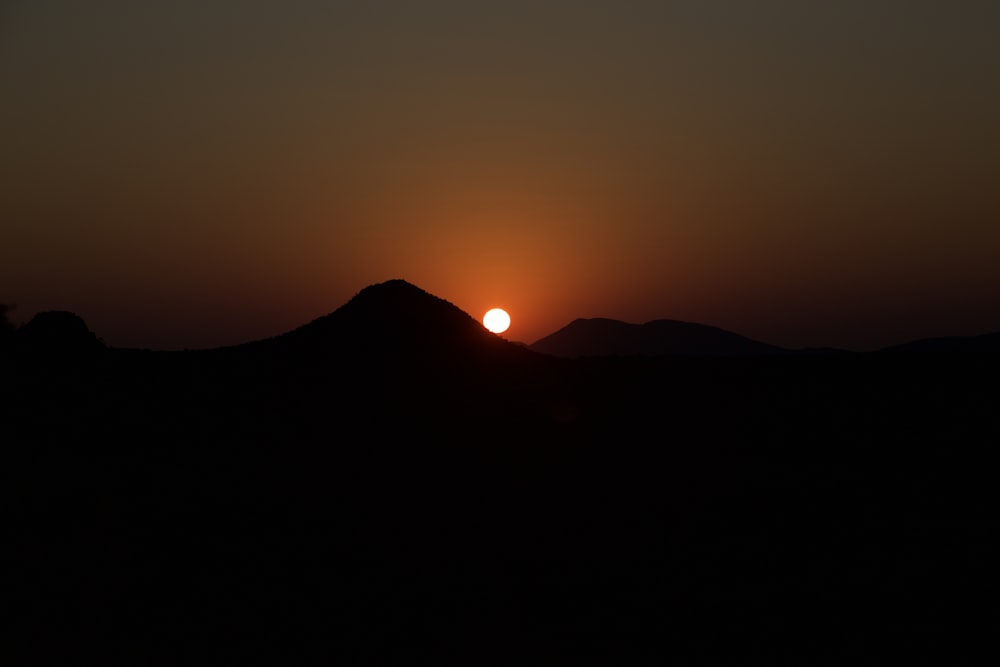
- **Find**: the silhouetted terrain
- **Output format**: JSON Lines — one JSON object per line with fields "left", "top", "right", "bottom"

{"left": 530, "top": 317, "right": 789, "bottom": 357}
{"left": 4, "top": 280, "right": 998, "bottom": 665}
{"left": 878, "top": 331, "right": 1000, "bottom": 355}
{"left": 11, "top": 310, "right": 106, "bottom": 359}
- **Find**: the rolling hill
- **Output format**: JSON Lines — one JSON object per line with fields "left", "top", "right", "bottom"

{"left": 530, "top": 316, "right": 788, "bottom": 357}
{"left": 877, "top": 330, "right": 1000, "bottom": 355}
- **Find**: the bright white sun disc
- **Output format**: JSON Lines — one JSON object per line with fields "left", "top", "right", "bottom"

{"left": 483, "top": 308, "right": 511, "bottom": 334}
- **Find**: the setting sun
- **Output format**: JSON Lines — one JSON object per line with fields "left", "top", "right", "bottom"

{"left": 483, "top": 308, "right": 511, "bottom": 334}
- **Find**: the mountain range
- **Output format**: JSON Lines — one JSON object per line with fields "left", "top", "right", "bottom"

{"left": 3, "top": 279, "right": 998, "bottom": 665}
{"left": 8, "top": 278, "right": 999, "bottom": 358}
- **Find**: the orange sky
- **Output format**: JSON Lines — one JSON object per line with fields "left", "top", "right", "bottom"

{"left": 2, "top": 2, "right": 999, "bottom": 350}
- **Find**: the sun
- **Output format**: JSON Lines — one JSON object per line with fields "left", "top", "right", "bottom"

{"left": 483, "top": 308, "right": 511, "bottom": 334}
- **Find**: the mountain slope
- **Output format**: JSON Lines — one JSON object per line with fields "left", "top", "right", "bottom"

{"left": 210, "top": 279, "right": 551, "bottom": 437}
{"left": 5, "top": 280, "right": 999, "bottom": 665}
{"left": 877, "top": 331, "right": 1000, "bottom": 355}
{"left": 530, "top": 317, "right": 787, "bottom": 357}
{"left": 253, "top": 279, "right": 527, "bottom": 360}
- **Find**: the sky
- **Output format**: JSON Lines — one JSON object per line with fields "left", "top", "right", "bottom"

{"left": 2, "top": 1, "right": 998, "bottom": 351}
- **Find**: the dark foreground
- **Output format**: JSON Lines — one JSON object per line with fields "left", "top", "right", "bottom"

{"left": 4, "top": 337, "right": 997, "bottom": 665}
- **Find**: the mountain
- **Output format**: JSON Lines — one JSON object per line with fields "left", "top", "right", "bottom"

{"left": 530, "top": 317, "right": 787, "bottom": 357}
{"left": 256, "top": 278, "right": 528, "bottom": 363}
{"left": 13, "top": 310, "right": 105, "bottom": 355}
{"left": 230, "top": 279, "right": 543, "bottom": 404}
{"left": 877, "top": 331, "right": 1000, "bottom": 355}
{"left": 185, "top": 279, "right": 553, "bottom": 444}
{"left": 5, "top": 280, "right": 998, "bottom": 665}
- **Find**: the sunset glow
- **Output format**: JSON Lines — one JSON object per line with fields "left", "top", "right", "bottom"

{"left": 5, "top": 5, "right": 998, "bottom": 660}
{"left": 1, "top": 3, "right": 998, "bottom": 351}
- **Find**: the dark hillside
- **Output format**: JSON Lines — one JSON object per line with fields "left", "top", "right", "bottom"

{"left": 531, "top": 317, "right": 787, "bottom": 357}
{"left": 878, "top": 331, "right": 1000, "bottom": 355}
{"left": 4, "top": 283, "right": 998, "bottom": 664}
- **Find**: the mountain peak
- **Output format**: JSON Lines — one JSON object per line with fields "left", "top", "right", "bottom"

{"left": 14, "top": 310, "right": 106, "bottom": 358}
{"left": 352, "top": 278, "right": 430, "bottom": 298}
{"left": 332, "top": 279, "right": 482, "bottom": 337}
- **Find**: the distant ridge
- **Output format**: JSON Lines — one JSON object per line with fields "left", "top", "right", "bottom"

{"left": 12, "top": 310, "right": 105, "bottom": 359}
{"left": 877, "top": 331, "right": 1000, "bottom": 355}
{"left": 529, "top": 317, "right": 787, "bottom": 358}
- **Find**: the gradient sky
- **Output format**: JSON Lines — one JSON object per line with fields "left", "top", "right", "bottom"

{"left": 3, "top": 1, "right": 998, "bottom": 350}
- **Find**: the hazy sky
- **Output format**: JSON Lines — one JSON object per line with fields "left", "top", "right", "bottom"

{"left": 3, "top": 1, "right": 998, "bottom": 350}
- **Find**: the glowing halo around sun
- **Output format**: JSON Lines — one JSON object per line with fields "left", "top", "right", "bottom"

{"left": 483, "top": 308, "right": 511, "bottom": 334}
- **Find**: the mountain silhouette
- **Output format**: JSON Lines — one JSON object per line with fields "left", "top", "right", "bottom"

{"left": 232, "top": 278, "right": 540, "bottom": 385}
{"left": 877, "top": 331, "right": 1000, "bottom": 355}
{"left": 5, "top": 279, "right": 998, "bottom": 665}
{"left": 12, "top": 310, "right": 105, "bottom": 360}
{"left": 260, "top": 278, "right": 523, "bottom": 359}
{"left": 530, "top": 317, "right": 787, "bottom": 357}
{"left": 211, "top": 279, "right": 549, "bottom": 438}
